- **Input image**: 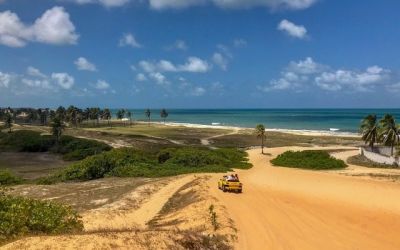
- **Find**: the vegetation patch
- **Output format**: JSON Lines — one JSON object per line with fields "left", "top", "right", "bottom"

{"left": 271, "top": 150, "right": 347, "bottom": 170}
{"left": 0, "top": 192, "right": 83, "bottom": 244}
{"left": 177, "top": 231, "right": 231, "bottom": 250}
{"left": 43, "top": 147, "right": 251, "bottom": 183}
{"left": 0, "top": 170, "right": 22, "bottom": 185}
{"left": 0, "top": 130, "right": 111, "bottom": 161}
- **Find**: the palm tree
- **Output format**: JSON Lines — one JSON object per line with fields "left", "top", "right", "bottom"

{"left": 88, "top": 107, "right": 100, "bottom": 126}
{"left": 379, "top": 114, "right": 399, "bottom": 156}
{"left": 51, "top": 115, "right": 66, "bottom": 145}
{"left": 0, "top": 108, "right": 4, "bottom": 120}
{"left": 103, "top": 108, "right": 112, "bottom": 127}
{"left": 4, "top": 113, "right": 13, "bottom": 133}
{"left": 27, "top": 109, "right": 38, "bottom": 124}
{"left": 126, "top": 111, "right": 132, "bottom": 126}
{"left": 145, "top": 109, "right": 151, "bottom": 126}
{"left": 255, "top": 124, "right": 267, "bottom": 154}
{"left": 56, "top": 106, "right": 66, "bottom": 121}
{"left": 160, "top": 109, "right": 168, "bottom": 123}
{"left": 66, "top": 105, "right": 78, "bottom": 128}
{"left": 83, "top": 108, "right": 90, "bottom": 125}
{"left": 76, "top": 111, "right": 83, "bottom": 127}
{"left": 360, "top": 114, "right": 379, "bottom": 151}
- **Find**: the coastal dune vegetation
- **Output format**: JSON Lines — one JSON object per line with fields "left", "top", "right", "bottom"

{"left": 0, "top": 130, "right": 111, "bottom": 161}
{"left": 40, "top": 147, "right": 251, "bottom": 183}
{"left": 271, "top": 150, "right": 348, "bottom": 170}
{"left": 0, "top": 189, "right": 83, "bottom": 244}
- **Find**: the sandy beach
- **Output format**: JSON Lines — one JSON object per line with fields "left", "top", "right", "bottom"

{"left": 209, "top": 147, "right": 400, "bottom": 250}
{"left": 135, "top": 120, "right": 359, "bottom": 137}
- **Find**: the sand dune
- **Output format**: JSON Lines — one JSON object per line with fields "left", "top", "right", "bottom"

{"left": 209, "top": 147, "right": 400, "bottom": 250}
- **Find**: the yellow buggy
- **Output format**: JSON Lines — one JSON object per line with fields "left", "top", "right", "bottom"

{"left": 218, "top": 175, "right": 242, "bottom": 193}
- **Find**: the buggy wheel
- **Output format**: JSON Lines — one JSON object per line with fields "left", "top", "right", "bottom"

{"left": 222, "top": 186, "right": 227, "bottom": 192}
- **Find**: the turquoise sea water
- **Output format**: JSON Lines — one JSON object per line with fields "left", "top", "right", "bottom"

{"left": 111, "top": 109, "right": 400, "bottom": 133}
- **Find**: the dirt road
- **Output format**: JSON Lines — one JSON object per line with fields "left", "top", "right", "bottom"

{"left": 209, "top": 147, "right": 400, "bottom": 250}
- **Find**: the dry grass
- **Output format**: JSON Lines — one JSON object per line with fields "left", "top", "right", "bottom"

{"left": 7, "top": 177, "right": 155, "bottom": 212}
{"left": 0, "top": 152, "right": 70, "bottom": 180}
{"left": 211, "top": 131, "right": 361, "bottom": 148}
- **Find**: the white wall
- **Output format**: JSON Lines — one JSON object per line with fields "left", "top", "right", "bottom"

{"left": 360, "top": 147, "right": 399, "bottom": 166}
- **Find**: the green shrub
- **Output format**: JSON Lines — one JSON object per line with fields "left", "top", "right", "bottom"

{"left": 0, "top": 130, "right": 54, "bottom": 152}
{"left": 0, "top": 194, "right": 83, "bottom": 243}
{"left": 271, "top": 150, "right": 347, "bottom": 170}
{"left": 54, "top": 136, "right": 112, "bottom": 161}
{"left": 45, "top": 147, "right": 251, "bottom": 182}
{"left": 0, "top": 170, "right": 22, "bottom": 185}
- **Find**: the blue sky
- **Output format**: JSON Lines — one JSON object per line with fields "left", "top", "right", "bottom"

{"left": 0, "top": 0, "right": 400, "bottom": 108}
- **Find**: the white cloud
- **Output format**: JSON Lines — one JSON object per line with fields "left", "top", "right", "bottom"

{"left": 233, "top": 38, "right": 247, "bottom": 48}
{"left": 139, "top": 60, "right": 157, "bottom": 73}
{"left": 158, "top": 60, "right": 178, "bottom": 72}
{"left": 0, "top": 7, "right": 78, "bottom": 47}
{"left": 212, "top": 52, "right": 228, "bottom": 70}
{"left": 0, "top": 72, "right": 11, "bottom": 88}
{"left": 216, "top": 44, "right": 233, "bottom": 58}
{"left": 139, "top": 57, "right": 210, "bottom": 73}
{"left": 212, "top": 0, "right": 317, "bottom": 10}
{"left": 51, "top": 72, "right": 75, "bottom": 89}
{"left": 149, "top": 0, "right": 207, "bottom": 10}
{"left": 167, "top": 39, "right": 188, "bottom": 50}
{"left": 94, "top": 79, "right": 110, "bottom": 89}
{"left": 74, "top": 57, "right": 97, "bottom": 71}
{"left": 179, "top": 57, "right": 210, "bottom": 73}
{"left": 259, "top": 72, "right": 305, "bottom": 91}
{"left": 33, "top": 7, "right": 79, "bottom": 45}
{"left": 68, "top": 0, "right": 130, "bottom": 7}
{"left": 261, "top": 57, "right": 391, "bottom": 93}
{"left": 22, "top": 78, "right": 52, "bottom": 89}
{"left": 136, "top": 73, "right": 147, "bottom": 81}
{"left": 191, "top": 86, "right": 206, "bottom": 96}
{"left": 288, "top": 57, "right": 324, "bottom": 74}
{"left": 27, "top": 66, "right": 46, "bottom": 78}
{"left": 149, "top": 0, "right": 317, "bottom": 10}
{"left": 149, "top": 72, "right": 168, "bottom": 85}
{"left": 277, "top": 19, "right": 307, "bottom": 39}
{"left": 119, "top": 33, "right": 141, "bottom": 48}
{"left": 315, "top": 66, "right": 390, "bottom": 92}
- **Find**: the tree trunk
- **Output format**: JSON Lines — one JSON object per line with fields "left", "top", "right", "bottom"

{"left": 261, "top": 137, "right": 264, "bottom": 154}
{"left": 391, "top": 142, "right": 394, "bottom": 156}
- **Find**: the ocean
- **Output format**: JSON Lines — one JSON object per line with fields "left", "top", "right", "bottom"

{"left": 111, "top": 109, "right": 400, "bottom": 134}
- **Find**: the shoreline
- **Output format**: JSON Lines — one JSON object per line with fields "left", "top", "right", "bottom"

{"left": 133, "top": 121, "right": 359, "bottom": 137}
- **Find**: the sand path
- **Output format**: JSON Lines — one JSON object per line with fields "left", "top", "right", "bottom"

{"left": 209, "top": 147, "right": 400, "bottom": 250}
{"left": 201, "top": 128, "right": 240, "bottom": 146}
{"left": 83, "top": 175, "right": 195, "bottom": 231}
